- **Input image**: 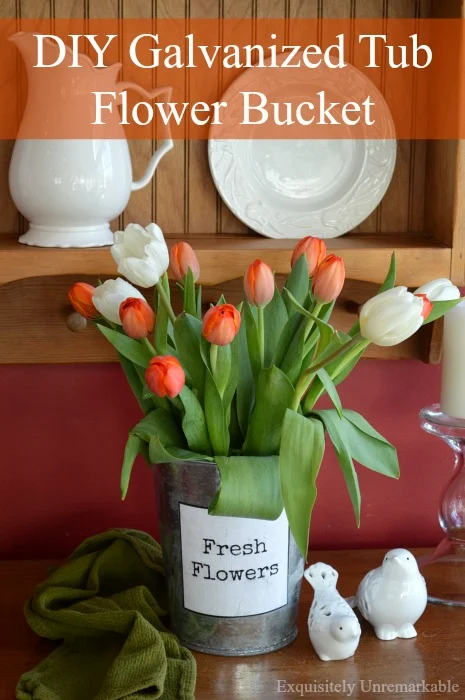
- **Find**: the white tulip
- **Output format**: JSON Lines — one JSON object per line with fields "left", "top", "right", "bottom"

{"left": 92, "top": 278, "right": 144, "bottom": 324}
{"left": 111, "top": 223, "right": 169, "bottom": 288}
{"left": 415, "top": 278, "right": 460, "bottom": 302}
{"left": 360, "top": 286, "right": 431, "bottom": 347}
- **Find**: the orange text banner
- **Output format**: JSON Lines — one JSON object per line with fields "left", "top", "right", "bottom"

{"left": 0, "top": 18, "right": 462, "bottom": 139}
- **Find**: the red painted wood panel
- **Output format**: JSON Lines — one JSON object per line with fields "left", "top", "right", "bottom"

{"left": 0, "top": 360, "right": 446, "bottom": 558}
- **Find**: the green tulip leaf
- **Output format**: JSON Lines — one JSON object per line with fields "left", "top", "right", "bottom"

{"left": 243, "top": 366, "right": 295, "bottom": 456}
{"left": 199, "top": 334, "right": 212, "bottom": 369}
{"left": 243, "top": 301, "right": 261, "bottom": 379}
{"left": 120, "top": 434, "right": 149, "bottom": 500}
{"left": 301, "top": 329, "right": 351, "bottom": 375}
{"left": 273, "top": 313, "right": 303, "bottom": 368}
{"left": 302, "top": 338, "right": 369, "bottom": 414}
{"left": 279, "top": 315, "right": 307, "bottom": 385}
{"left": 117, "top": 352, "right": 153, "bottom": 414}
{"left": 280, "top": 410, "right": 325, "bottom": 558}
{"left": 179, "top": 386, "right": 212, "bottom": 455}
{"left": 131, "top": 408, "right": 185, "bottom": 446}
{"left": 204, "top": 370, "right": 229, "bottom": 456}
{"left": 222, "top": 334, "right": 240, "bottom": 408}
{"left": 97, "top": 325, "right": 152, "bottom": 368}
{"left": 342, "top": 410, "right": 400, "bottom": 478}
{"left": 212, "top": 344, "right": 231, "bottom": 398}
{"left": 236, "top": 318, "right": 255, "bottom": 438}
{"left": 263, "top": 286, "right": 289, "bottom": 365}
{"left": 316, "top": 368, "right": 343, "bottom": 418}
{"left": 320, "top": 300, "right": 337, "bottom": 323}
{"left": 423, "top": 298, "right": 464, "bottom": 325}
{"left": 378, "top": 252, "right": 397, "bottom": 294}
{"left": 311, "top": 331, "right": 352, "bottom": 365}
{"left": 173, "top": 313, "right": 206, "bottom": 399}
{"left": 195, "top": 285, "right": 202, "bottom": 318}
{"left": 149, "top": 436, "right": 213, "bottom": 464}
{"left": 183, "top": 267, "right": 197, "bottom": 317}
{"left": 283, "top": 255, "right": 309, "bottom": 317}
{"left": 332, "top": 347, "right": 365, "bottom": 385}
{"left": 283, "top": 288, "right": 321, "bottom": 322}
{"left": 284, "top": 289, "right": 337, "bottom": 353}
{"left": 209, "top": 455, "right": 283, "bottom": 520}
{"left": 312, "top": 409, "right": 361, "bottom": 526}
{"left": 154, "top": 274, "right": 171, "bottom": 354}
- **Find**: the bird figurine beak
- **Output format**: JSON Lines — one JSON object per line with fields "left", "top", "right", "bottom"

{"left": 393, "top": 556, "right": 408, "bottom": 569}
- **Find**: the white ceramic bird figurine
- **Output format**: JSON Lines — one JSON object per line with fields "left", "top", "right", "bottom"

{"left": 305, "top": 562, "right": 361, "bottom": 661}
{"left": 352, "top": 548, "right": 427, "bottom": 641}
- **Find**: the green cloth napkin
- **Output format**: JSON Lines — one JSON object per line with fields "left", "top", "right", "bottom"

{"left": 16, "top": 529, "right": 196, "bottom": 700}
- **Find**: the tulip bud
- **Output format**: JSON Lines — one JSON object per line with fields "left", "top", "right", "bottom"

{"left": 93, "top": 278, "right": 145, "bottom": 325}
{"left": 244, "top": 259, "right": 275, "bottom": 308}
{"left": 119, "top": 297, "right": 155, "bottom": 340}
{"left": 111, "top": 223, "right": 169, "bottom": 288}
{"left": 291, "top": 236, "right": 327, "bottom": 276}
{"left": 68, "top": 282, "right": 99, "bottom": 319}
{"left": 202, "top": 304, "right": 241, "bottom": 346}
{"left": 360, "top": 286, "right": 431, "bottom": 347}
{"left": 415, "top": 278, "right": 461, "bottom": 302}
{"left": 312, "top": 255, "right": 345, "bottom": 303}
{"left": 170, "top": 242, "right": 200, "bottom": 282}
{"left": 145, "top": 355, "right": 185, "bottom": 398}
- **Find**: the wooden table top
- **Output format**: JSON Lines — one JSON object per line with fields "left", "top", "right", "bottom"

{"left": 1, "top": 549, "right": 463, "bottom": 700}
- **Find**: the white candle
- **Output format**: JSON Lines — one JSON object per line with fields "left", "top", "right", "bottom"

{"left": 441, "top": 300, "right": 465, "bottom": 419}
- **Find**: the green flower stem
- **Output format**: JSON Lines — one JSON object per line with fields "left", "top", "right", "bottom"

{"left": 310, "top": 334, "right": 364, "bottom": 375}
{"left": 329, "top": 338, "right": 371, "bottom": 381}
{"left": 302, "top": 338, "right": 371, "bottom": 415}
{"left": 141, "top": 337, "right": 157, "bottom": 357}
{"left": 291, "top": 334, "right": 364, "bottom": 412}
{"left": 93, "top": 319, "right": 116, "bottom": 330}
{"left": 156, "top": 279, "right": 176, "bottom": 325}
{"left": 257, "top": 306, "right": 265, "bottom": 367}
{"left": 304, "top": 301, "right": 323, "bottom": 341}
{"left": 210, "top": 343, "right": 218, "bottom": 377}
{"left": 153, "top": 287, "right": 158, "bottom": 348}
{"left": 169, "top": 395, "right": 183, "bottom": 411}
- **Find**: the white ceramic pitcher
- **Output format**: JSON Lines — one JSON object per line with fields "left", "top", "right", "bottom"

{"left": 9, "top": 32, "right": 173, "bottom": 248}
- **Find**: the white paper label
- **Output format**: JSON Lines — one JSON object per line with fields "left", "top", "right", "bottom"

{"left": 180, "top": 504, "right": 289, "bottom": 617}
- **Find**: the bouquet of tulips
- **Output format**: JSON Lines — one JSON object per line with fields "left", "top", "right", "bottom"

{"left": 69, "top": 224, "right": 462, "bottom": 558}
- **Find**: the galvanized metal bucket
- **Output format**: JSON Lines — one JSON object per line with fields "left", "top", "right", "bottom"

{"left": 154, "top": 460, "right": 304, "bottom": 656}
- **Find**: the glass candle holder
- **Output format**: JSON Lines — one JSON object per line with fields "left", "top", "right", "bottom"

{"left": 419, "top": 404, "right": 465, "bottom": 606}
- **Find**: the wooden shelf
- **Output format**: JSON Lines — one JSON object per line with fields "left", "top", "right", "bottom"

{"left": 0, "top": 233, "right": 452, "bottom": 287}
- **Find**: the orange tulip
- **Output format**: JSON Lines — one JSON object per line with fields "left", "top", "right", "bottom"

{"left": 312, "top": 255, "right": 345, "bottom": 303}
{"left": 170, "top": 242, "right": 200, "bottom": 282}
{"left": 119, "top": 297, "right": 155, "bottom": 339}
{"left": 202, "top": 304, "right": 241, "bottom": 346}
{"left": 415, "top": 293, "right": 434, "bottom": 320}
{"left": 68, "top": 282, "right": 99, "bottom": 319}
{"left": 291, "top": 236, "right": 327, "bottom": 276}
{"left": 244, "top": 259, "right": 275, "bottom": 308}
{"left": 145, "top": 355, "right": 185, "bottom": 398}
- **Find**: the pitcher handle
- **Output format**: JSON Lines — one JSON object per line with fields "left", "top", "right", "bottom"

{"left": 116, "top": 83, "right": 174, "bottom": 192}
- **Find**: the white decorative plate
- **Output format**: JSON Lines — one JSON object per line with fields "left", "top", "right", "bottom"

{"left": 208, "top": 56, "right": 396, "bottom": 239}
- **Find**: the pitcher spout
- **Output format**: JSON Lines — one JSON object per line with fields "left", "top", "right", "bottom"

{"left": 9, "top": 31, "right": 43, "bottom": 68}
{"left": 10, "top": 31, "right": 73, "bottom": 71}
